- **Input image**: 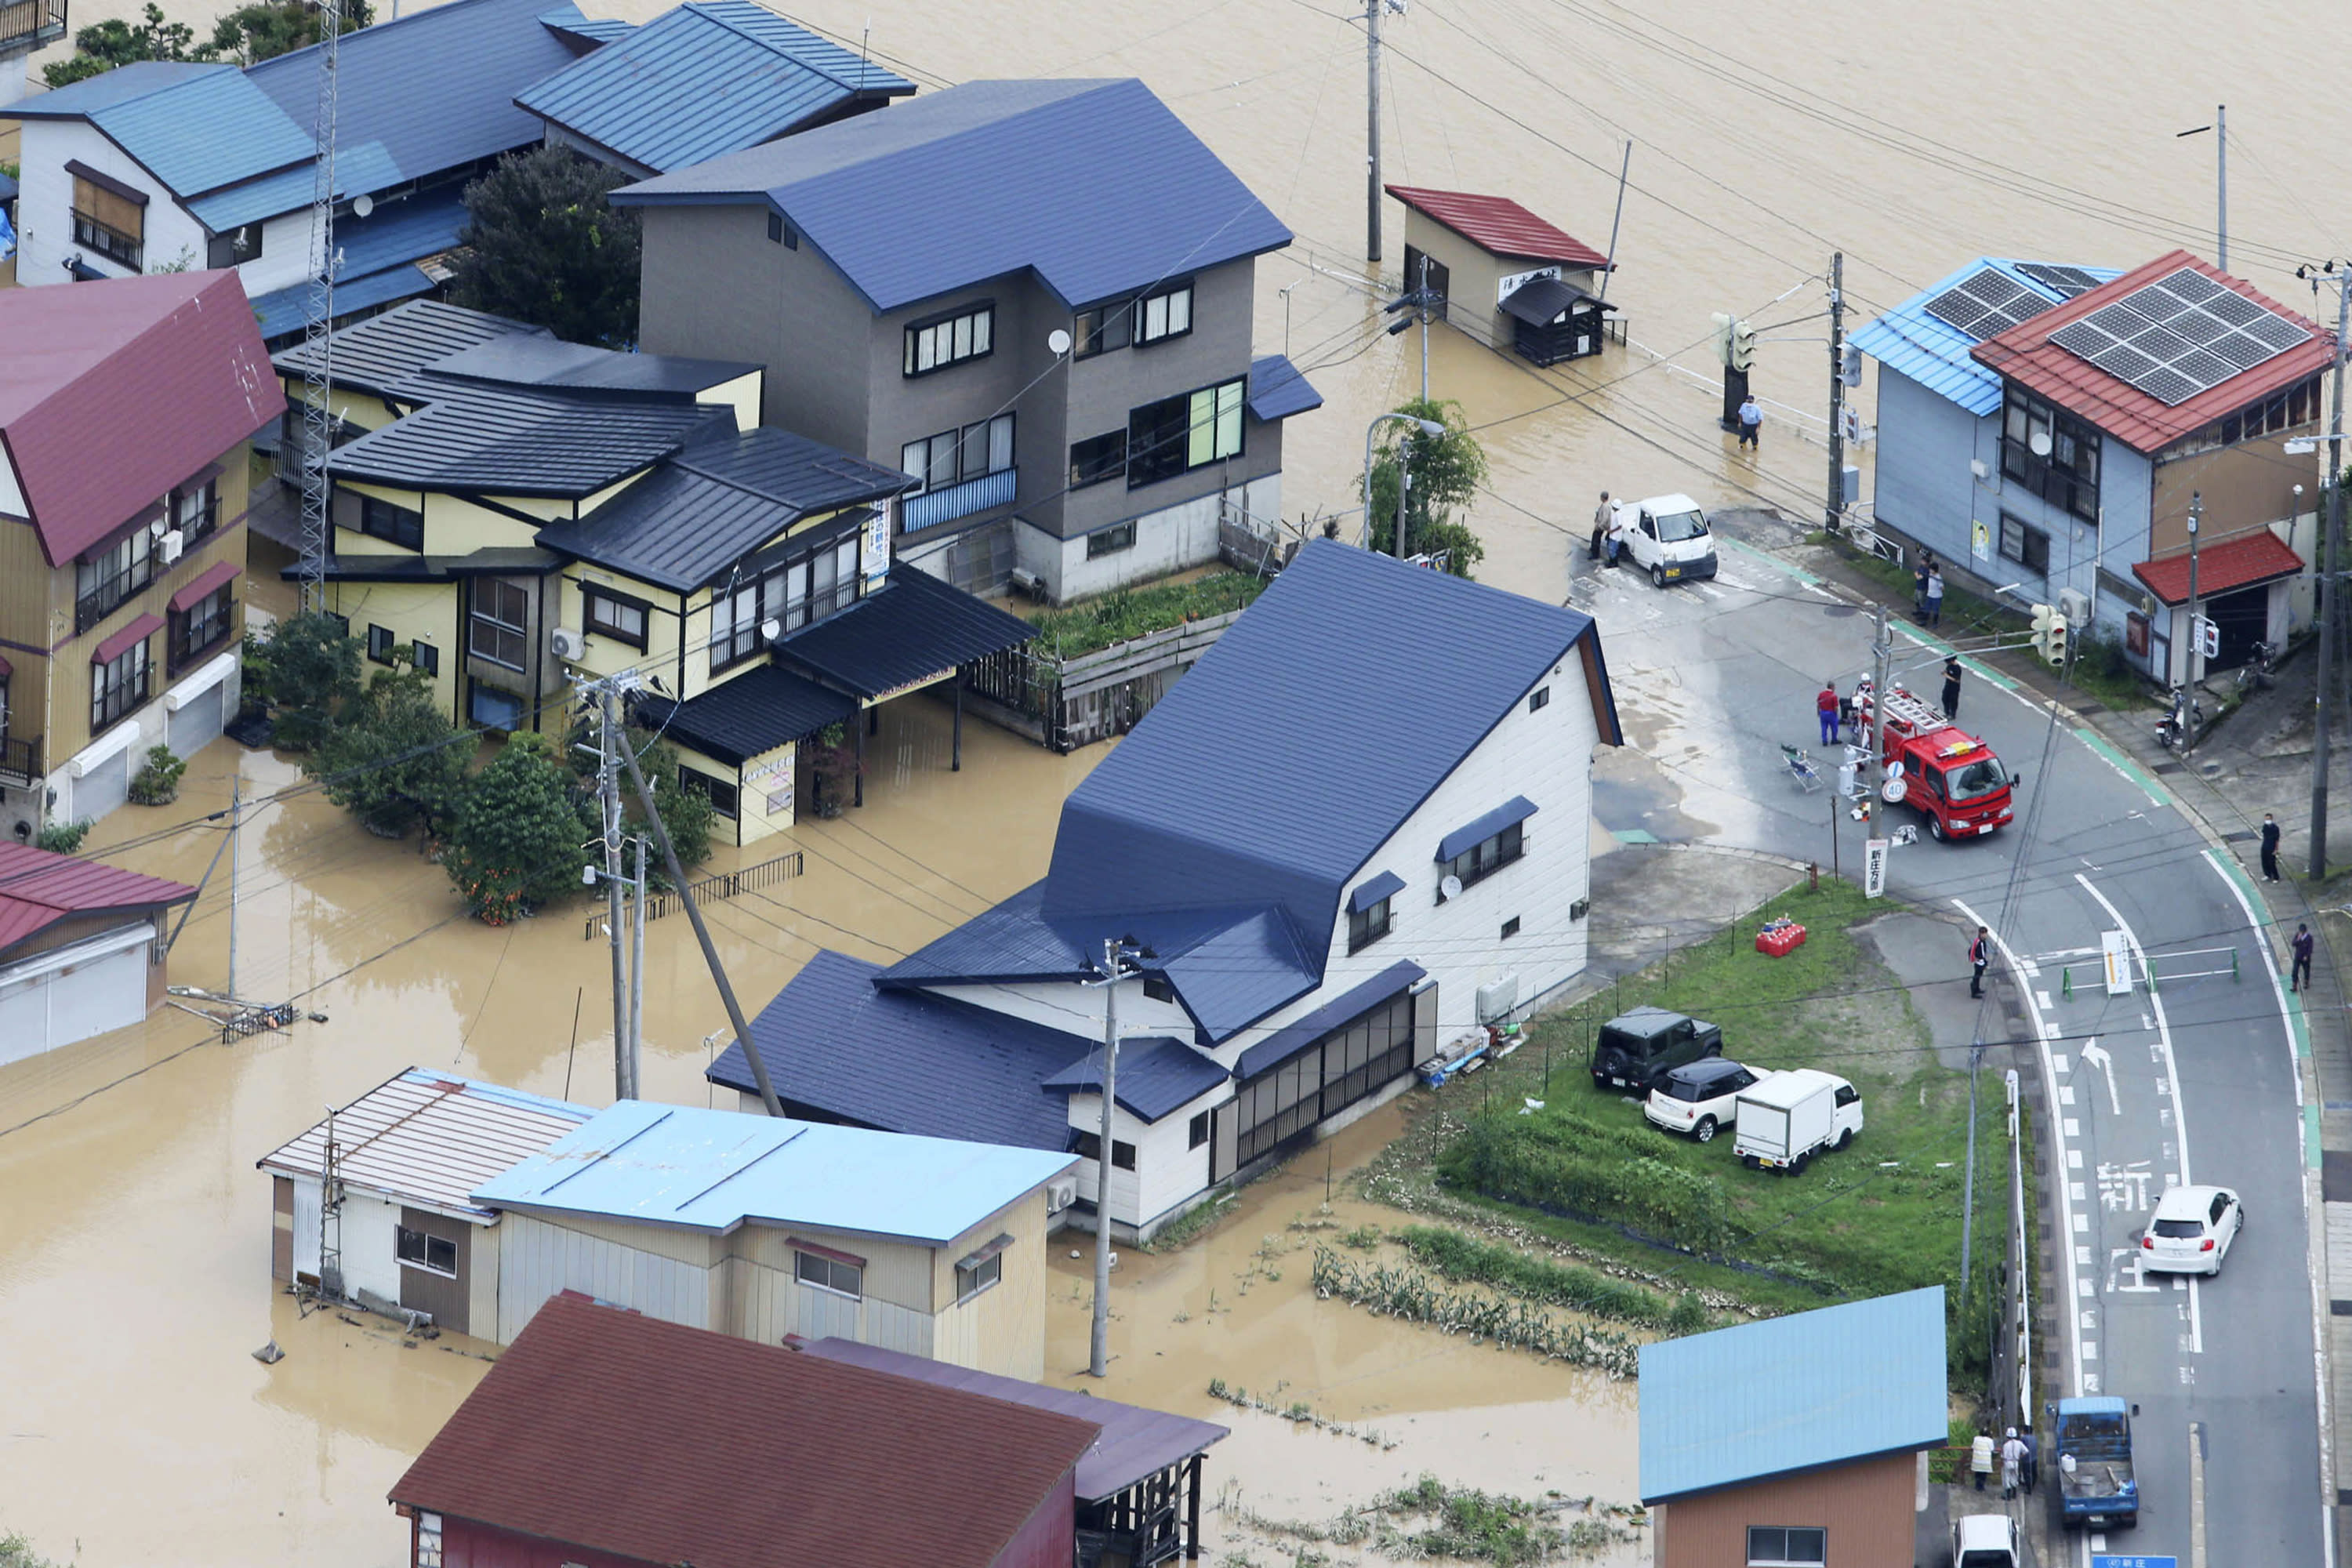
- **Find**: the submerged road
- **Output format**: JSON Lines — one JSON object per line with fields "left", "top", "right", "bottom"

{"left": 1570, "top": 525, "right": 2327, "bottom": 1566}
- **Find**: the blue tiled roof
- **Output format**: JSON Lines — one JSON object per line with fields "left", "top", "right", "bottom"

{"left": 517, "top": 0, "right": 915, "bottom": 176}
{"left": 710, "top": 949, "right": 1093, "bottom": 1152}
{"left": 187, "top": 140, "right": 405, "bottom": 233}
{"left": 0, "top": 60, "right": 219, "bottom": 118}
{"left": 1849, "top": 257, "right": 2122, "bottom": 416}
{"left": 1042, "top": 1036, "right": 1229, "bottom": 1123}
{"left": 1233, "top": 960, "right": 1424, "bottom": 1080}
{"left": 1247, "top": 354, "right": 1322, "bottom": 422}
{"left": 472, "top": 1098, "right": 1076, "bottom": 1246}
{"left": 1156, "top": 908, "right": 1316, "bottom": 1043}
{"left": 1041, "top": 541, "right": 1612, "bottom": 985}
{"left": 540, "top": 6, "right": 633, "bottom": 43}
{"left": 85, "top": 67, "right": 314, "bottom": 198}
{"left": 614, "top": 78, "right": 1291, "bottom": 312}
{"left": 252, "top": 263, "right": 437, "bottom": 341}
{"left": 1437, "top": 795, "right": 1537, "bottom": 862}
{"left": 1638, "top": 1287, "right": 1949, "bottom": 1503}
{"left": 1347, "top": 870, "right": 1403, "bottom": 913}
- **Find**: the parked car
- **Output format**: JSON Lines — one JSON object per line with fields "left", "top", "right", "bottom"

{"left": 1644, "top": 1058, "right": 1771, "bottom": 1142}
{"left": 2054, "top": 1396, "right": 2136, "bottom": 1530}
{"left": 2140, "top": 1184, "right": 2242, "bottom": 1275}
{"left": 1591, "top": 1007, "right": 1723, "bottom": 1094}
{"left": 1610, "top": 492, "right": 1719, "bottom": 588}
{"left": 1733, "top": 1068, "right": 1863, "bottom": 1174}
{"left": 1951, "top": 1512, "right": 2020, "bottom": 1568}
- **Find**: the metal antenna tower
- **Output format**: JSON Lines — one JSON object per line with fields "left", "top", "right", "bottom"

{"left": 294, "top": 0, "right": 344, "bottom": 612}
{"left": 317, "top": 1105, "right": 346, "bottom": 1305}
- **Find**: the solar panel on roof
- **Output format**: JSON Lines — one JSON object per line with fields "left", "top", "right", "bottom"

{"left": 2045, "top": 267, "right": 2310, "bottom": 405}
{"left": 2015, "top": 263, "right": 2101, "bottom": 299}
{"left": 1923, "top": 265, "right": 2053, "bottom": 339}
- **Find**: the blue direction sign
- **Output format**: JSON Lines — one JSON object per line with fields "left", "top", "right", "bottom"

{"left": 2091, "top": 1557, "right": 2176, "bottom": 1568}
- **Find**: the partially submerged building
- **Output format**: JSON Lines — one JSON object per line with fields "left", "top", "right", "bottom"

{"left": 0, "top": 841, "right": 195, "bottom": 1062}
{"left": 1385, "top": 183, "right": 1614, "bottom": 365}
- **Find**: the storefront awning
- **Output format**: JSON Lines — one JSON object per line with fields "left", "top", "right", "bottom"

{"left": 775, "top": 564, "right": 1036, "bottom": 701}
{"left": 2131, "top": 530, "right": 2303, "bottom": 607}
{"left": 1499, "top": 275, "right": 1612, "bottom": 326}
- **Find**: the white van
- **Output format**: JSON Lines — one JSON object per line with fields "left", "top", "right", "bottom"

{"left": 1733, "top": 1068, "right": 1863, "bottom": 1174}
{"left": 1611, "top": 493, "right": 1719, "bottom": 588}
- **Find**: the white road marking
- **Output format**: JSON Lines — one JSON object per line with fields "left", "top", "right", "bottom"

{"left": 2078, "top": 875, "right": 2190, "bottom": 1182}
{"left": 2069, "top": 1148, "right": 2084, "bottom": 1169}
{"left": 2081, "top": 1040, "right": 2120, "bottom": 1114}
{"left": 2075, "top": 1244, "right": 2091, "bottom": 1266}
{"left": 2060, "top": 1085, "right": 2076, "bottom": 1106}
{"left": 2189, "top": 1274, "right": 2204, "bottom": 1354}
{"left": 2074, "top": 1212, "right": 2089, "bottom": 1232}
{"left": 2078, "top": 1278, "right": 2094, "bottom": 1297}
{"left": 2054, "top": 1054, "right": 2072, "bottom": 1074}
{"left": 2071, "top": 1181, "right": 2086, "bottom": 1201}
{"left": 2037, "top": 989, "right": 2054, "bottom": 1010}
{"left": 2066, "top": 1117, "right": 2081, "bottom": 1138}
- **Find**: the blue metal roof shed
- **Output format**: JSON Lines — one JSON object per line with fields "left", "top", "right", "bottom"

{"left": 473, "top": 1099, "right": 1076, "bottom": 1246}
{"left": 1849, "top": 258, "right": 2121, "bottom": 416}
{"left": 1638, "top": 1287, "right": 1949, "bottom": 1503}
{"left": 612, "top": 78, "right": 1293, "bottom": 313}
{"left": 517, "top": 0, "right": 916, "bottom": 176}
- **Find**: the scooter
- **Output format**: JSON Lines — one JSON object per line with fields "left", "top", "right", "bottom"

{"left": 2156, "top": 684, "right": 2205, "bottom": 752}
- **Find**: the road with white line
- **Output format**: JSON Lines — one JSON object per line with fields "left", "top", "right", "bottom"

{"left": 1573, "top": 528, "right": 2327, "bottom": 1566}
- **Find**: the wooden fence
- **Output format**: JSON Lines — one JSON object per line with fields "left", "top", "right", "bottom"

{"left": 579, "top": 849, "right": 802, "bottom": 940}
{"left": 964, "top": 609, "right": 1247, "bottom": 752}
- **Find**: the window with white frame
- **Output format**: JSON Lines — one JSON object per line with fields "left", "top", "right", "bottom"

{"left": 172, "top": 477, "right": 219, "bottom": 544}
{"left": 708, "top": 533, "right": 862, "bottom": 673}
{"left": 1136, "top": 281, "right": 1194, "bottom": 344}
{"left": 900, "top": 413, "right": 1014, "bottom": 499}
{"left": 91, "top": 637, "right": 151, "bottom": 731}
{"left": 1744, "top": 1526, "right": 1825, "bottom": 1567}
{"left": 395, "top": 1226, "right": 457, "bottom": 1277}
{"left": 902, "top": 302, "right": 994, "bottom": 376}
{"left": 75, "top": 527, "right": 154, "bottom": 633}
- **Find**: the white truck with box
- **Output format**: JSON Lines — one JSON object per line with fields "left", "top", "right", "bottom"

{"left": 1733, "top": 1068, "right": 1863, "bottom": 1174}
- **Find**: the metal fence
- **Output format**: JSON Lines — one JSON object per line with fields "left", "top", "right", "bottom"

{"left": 580, "top": 849, "right": 802, "bottom": 940}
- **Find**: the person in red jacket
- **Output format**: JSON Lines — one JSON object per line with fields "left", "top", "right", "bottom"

{"left": 1817, "top": 681, "right": 1840, "bottom": 746}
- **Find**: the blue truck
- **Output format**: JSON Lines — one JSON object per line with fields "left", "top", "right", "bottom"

{"left": 2055, "top": 1396, "right": 2138, "bottom": 1530}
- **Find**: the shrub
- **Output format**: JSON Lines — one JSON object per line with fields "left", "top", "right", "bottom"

{"left": 127, "top": 744, "right": 187, "bottom": 805}
{"left": 1439, "top": 1113, "right": 1735, "bottom": 1252}
{"left": 563, "top": 724, "right": 717, "bottom": 879}
{"left": 1396, "top": 1225, "right": 1695, "bottom": 1330}
{"left": 34, "top": 819, "right": 92, "bottom": 855}
{"left": 444, "top": 732, "right": 587, "bottom": 922}
{"left": 310, "top": 665, "right": 470, "bottom": 837}
{"left": 250, "top": 612, "right": 361, "bottom": 753}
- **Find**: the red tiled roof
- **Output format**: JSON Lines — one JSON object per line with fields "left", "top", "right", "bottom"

{"left": 1972, "top": 250, "right": 2332, "bottom": 454}
{"left": 2131, "top": 528, "right": 2304, "bottom": 607}
{"left": 0, "top": 273, "right": 287, "bottom": 568}
{"left": 1385, "top": 184, "right": 1608, "bottom": 267}
{"left": 0, "top": 842, "right": 198, "bottom": 956}
{"left": 389, "top": 1296, "right": 1101, "bottom": 1568}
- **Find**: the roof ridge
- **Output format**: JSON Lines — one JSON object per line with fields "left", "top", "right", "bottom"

{"left": 684, "top": 0, "right": 862, "bottom": 90}
{"left": 772, "top": 76, "right": 1129, "bottom": 191}
{"left": 254, "top": 0, "right": 537, "bottom": 73}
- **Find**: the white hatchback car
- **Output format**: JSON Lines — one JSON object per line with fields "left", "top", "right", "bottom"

{"left": 2141, "top": 1184, "right": 2243, "bottom": 1275}
{"left": 1645, "top": 1058, "right": 1771, "bottom": 1142}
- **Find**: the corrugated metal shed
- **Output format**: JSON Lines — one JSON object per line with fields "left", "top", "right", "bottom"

{"left": 0, "top": 842, "right": 196, "bottom": 957}
{"left": 392, "top": 1295, "right": 1101, "bottom": 1568}
{"left": 1849, "top": 256, "right": 2122, "bottom": 417}
{"left": 629, "top": 663, "right": 855, "bottom": 764}
{"left": 1384, "top": 183, "right": 1607, "bottom": 267}
{"left": 516, "top": 0, "right": 915, "bottom": 176}
{"left": 614, "top": 77, "right": 1291, "bottom": 312}
{"left": 1973, "top": 249, "right": 2332, "bottom": 453}
{"left": 1041, "top": 1036, "right": 1229, "bottom": 1123}
{"left": 325, "top": 377, "right": 731, "bottom": 495}
{"left": 473, "top": 1098, "right": 1077, "bottom": 1244}
{"left": 254, "top": 1066, "right": 590, "bottom": 1220}
{"left": 2133, "top": 528, "right": 2304, "bottom": 605}
{"left": 271, "top": 298, "right": 547, "bottom": 397}
{"left": 709, "top": 948, "right": 1089, "bottom": 1151}
{"left": 806, "top": 1337, "right": 1229, "bottom": 1501}
{"left": 773, "top": 563, "right": 1036, "bottom": 699}
{"left": 1247, "top": 353, "right": 1323, "bottom": 422}
{"left": 0, "top": 271, "right": 285, "bottom": 566}
{"left": 1638, "top": 1287, "right": 1947, "bottom": 1503}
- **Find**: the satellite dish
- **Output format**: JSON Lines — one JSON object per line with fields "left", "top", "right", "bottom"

{"left": 1047, "top": 328, "right": 1073, "bottom": 355}
{"left": 759, "top": 617, "right": 782, "bottom": 641}
{"left": 1439, "top": 874, "right": 1464, "bottom": 902}
{"left": 2028, "top": 429, "right": 2053, "bottom": 458}
{"left": 1881, "top": 778, "right": 1909, "bottom": 804}
{"left": 351, "top": 193, "right": 375, "bottom": 219}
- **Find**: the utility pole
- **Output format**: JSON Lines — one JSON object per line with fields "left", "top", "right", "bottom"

{"left": 1364, "top": 0, "right": 1382, "bottom": 267}
{"left": 598, "top": 685, "right": 632, "bottom": 1100}
{"left": 1417, "top": 252, "right": 1431, "bottom": 403}
{"left": 2314, "top": 267, "right": 2350, "bottom": 879}
{"left": 1596, "top": 141, "right": 1630, "bottom": 306}
{"left": 2216, "top": 104, "right": 2227, "bottom": 273}
{"left": 2186, "top": 493, "right": 2204, "bottom": 698}
{"left": 226, "top": 775, "right": 240, "bottom": 1000}
{"left": 1087, "top": 937, "right": 1139, "bottom": 1377}
{"left": 1960, "top": 1036, "right": 1980, "bottom": 1315}
{"left": 1826, "top": 252, "right": 1846, "bottom": 533}
{"left": 1870, "top": 601, "right": 1892, "bottom": 800}
{"left": 629, "top": 833, "right": 647, "bottom": 1097}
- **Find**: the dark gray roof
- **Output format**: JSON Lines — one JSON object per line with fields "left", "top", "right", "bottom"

{"left": 291, "top": 546, "right": 561, "bottom": 583}
{"left": 775, "top": 564, "right": 1036, "bottom": 699}
{"left": 544, "top": 427, "right": 913, "bottom": 592}
{"left": 1437, "top": 795, "right": 1537, "bottom": 862}
{"left": 325, "top": 377, "right": 734, "bottom": 495}
{"left": 1498, "top": 275, "right": 1610, "bottom": 326}
{"left": 632, "top": 665, "right": 855, "bottom": 768}
{"left": 707, "top": 949, "right": 1089, "bottom": 1151}
{"left": 614, "top": 78, "right": 1291, "bottom": 312}
{"left": 1233, "top": 960, "right": 1425, "bottom": 1080}
{"left": 424, "top": 335, "right": 760, "bottom": 397}
{"left": 1247, "top": 354, "right": 1322, "bottom": 422}
{"left": 1347, "top": 870, "right": 1404, "bottom": 913}
{"left": 1041, "top": 1036, "right": 1229, "bottom": 1123}
{"left": 273, "top": 299, "right": 548, "bottom": 397}
{"left": 802, "top": 1339, "right": 1229, "bottom": 1501}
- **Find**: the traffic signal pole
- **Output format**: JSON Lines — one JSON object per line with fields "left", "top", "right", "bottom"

{"left": 1826, "top": 252, "right": 1846, "bottom": 532}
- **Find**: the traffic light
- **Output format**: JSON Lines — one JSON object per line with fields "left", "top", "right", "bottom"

{"left": 2029, "top": 604, "right": 2067, "bottom": 666}
{"left": 2047, "top": 615, "right": 2067, "bottom": 669}
{"left": 1711, "top": 311, "right": 1735, "bottom": 368}
{"left": 1730, "top": 319, "right": 1758, "bottom": 372}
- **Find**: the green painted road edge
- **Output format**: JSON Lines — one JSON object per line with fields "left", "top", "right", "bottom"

{"left": 2073, "top": 726, "right": 2172, "bottom": 810}
{"left": 1719, "top": 534, "right": 1821, "bottom": 586}
{"left": 2205, "top": 845, "right": 2321, "bottom": 1171}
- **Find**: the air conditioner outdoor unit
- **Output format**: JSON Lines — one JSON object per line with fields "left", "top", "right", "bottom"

{"left": 158, "top": 529, "right": 184, "bottom": 564}
{"left": 1009, "top": 567, "right": 1045, "bottom": 601}
{"left": 550, "top": 626, "right": 586, "bottom": 660}
{"left": 1475, "top": 974, "right": 1519, "bottom": 1025}
{"left": 2057, "top": 586, "right": 2091, "bottom": 628}
{"left": 1044, "top": 1175, "right": 1079, "bottom": 1214}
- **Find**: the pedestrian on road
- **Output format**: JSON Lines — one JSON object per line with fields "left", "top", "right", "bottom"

{"left": 1605, "top": 510, "right": 1627, "bottom": 568}
{"left": 2020, "top": 1429, "right": 2039, "bottom": 1494}
{"left": 1942, "top": 655, "right": 1962, "bottom": 721}
{"left": 2000, "top": 1428, "right": 2026, "bottom": 1499}
{"left": 1589, "top": 492, "right": 1611, "bottom": 561}
{"left": 1817, "top": 681, "right": 1841, "bottom": 746}
{"left": 1969, "top": 925, "right": 1991, "bottom": 998}
{"left": 1737, "top": 394, "right": 1762, "bottom": 448}
{"left": 1926, "top": 564, "right": 1945, "bottom": 627}
{"left": 1970, "top": 1430, "right": 1994, "bottom": 1491}
{"left": 2292, "top": 922, "right": 2315, "bottom": 993}
{"left": 2262, "top": 812, "right": 2282, "bottom": 882}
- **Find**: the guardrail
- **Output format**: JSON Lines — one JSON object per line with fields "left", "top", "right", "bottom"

{"left": 580, "top": 849, "right": 801, "bottom": 940}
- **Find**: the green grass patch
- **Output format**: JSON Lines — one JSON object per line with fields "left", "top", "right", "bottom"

{"left": 1029, "top": 572, "right": 1268, "bottom": 659}
{"left": 1398, "top": 1225, "right": 1708, "bottom": 1331}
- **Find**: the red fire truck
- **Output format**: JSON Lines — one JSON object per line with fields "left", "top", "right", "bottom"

{"left": 1860, "top": 684, "right": 2017, "bottom": 840}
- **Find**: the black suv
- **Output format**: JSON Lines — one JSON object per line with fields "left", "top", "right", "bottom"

{"left": 1591, "top": 1006, "right": 1724, "bottom": 1094}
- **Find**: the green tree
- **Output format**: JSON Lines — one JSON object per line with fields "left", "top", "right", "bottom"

{"left": 251, "top": 612, "right": 362, "bottom": 753}
{"left": 310, "top": 661, "right": 470, "bottom": 838}
{"left": 42, "top": 3, "right": 209, "bottom": 87}
{"left": 207, "top": 0, "right": 369, "bottom": 64}
{"left": 446, "top": 147, "right": 641, "bottom": 348}
{"left": 1359, "top": 396, "right": 1490, "bottom": 577}
{"left": 563, "top": 720, "right": 717, "bottom": 879}
{"left": 445, "top": 731, "right": 586, "bottom": 923}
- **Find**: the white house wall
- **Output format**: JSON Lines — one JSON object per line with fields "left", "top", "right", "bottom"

{"left": 13, "top": 122, "right": 209, "bottom": 283}
{"left": 1037, "top": 473, "right": 1284, "bottom": 604}
{"left": 336, "top": 1190, "right": 405, "bottom": 1306}
{"left": 494, "top": 1210, "right": 718, "bottom": 1345}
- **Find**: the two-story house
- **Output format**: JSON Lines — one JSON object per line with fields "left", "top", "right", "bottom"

{"left": 613, "top": 77, "right": 1319, "bottom": 603}
{"left": 710, "top": 542, "right": 1621, "bottom": 1240}
{"left": 1853, "top": 250, "right": 2330, "bottom": 681}
{"left": 1, "top": 0, "right": 583, "bottom": 339}
{"left": 0, "top": 271, "right": 283, "bottom": 833}
{"left": 278, "top": 298, "right": 1033, "bottom": 845}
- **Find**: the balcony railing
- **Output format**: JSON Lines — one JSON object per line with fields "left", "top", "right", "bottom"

{"left": 75, "top": 562, "right": 154, "bottom": 635}
{"left": 0, "top": 733, "right": 42, "bottom": 787}
{"left": 902, "top": 466, "right": 1015, "bottom": 532}
{"left": 0, "top": 0, "right": 67, "bottom": 54}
